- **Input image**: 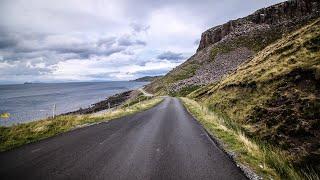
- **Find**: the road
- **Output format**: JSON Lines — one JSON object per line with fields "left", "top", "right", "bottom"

{"left": 139, "top": 88, "right": 154, "bottom": 97}
{"left": 0, "top": 97, "right": 246, "bottom": 180}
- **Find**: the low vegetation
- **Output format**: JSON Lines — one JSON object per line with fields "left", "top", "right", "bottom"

{"left": 169, "top": 85, "right": 201, "bottom": 97}
{"left": 181, "top": 97, "right": 318, "bottom": 179}
{"left": 188, "top": 19, "right": 320, "bottom": 177}
{"left": 145, "top": 58, "right": 201, "bottom": 95}
{"left": 210, "top": 27, "right": 282, "bottom": 61}
{"left": 0, "top": 97, "right": 163, "bottom": 152}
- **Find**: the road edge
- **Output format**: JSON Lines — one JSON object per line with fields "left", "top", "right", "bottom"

{"left": 179, "top": 97, "right": 261, "bottom": 180}
{"left": 0, "top": 97, "right": 164, "bottom": 153}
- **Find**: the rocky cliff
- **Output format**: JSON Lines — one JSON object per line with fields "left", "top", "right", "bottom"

{"left": 189, "top": 18, "right": 320, "bottom": 174}
{"left": 146, "top": 0, "right": 320, "bottom": 94}
{"left": 198, "top": 0, "right": 320, "bottom": 51}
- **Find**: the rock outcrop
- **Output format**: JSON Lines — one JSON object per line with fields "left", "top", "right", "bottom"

{"left": 163, "top": 0, "right": 320, "bottom": 93}
{"left": 197, "top": 0, "right": 320, "bottom": 51}
{"left": 170, "top": 47, "right": 254, "bottom": 92}
{"left": 191, "top": 18, "right": 320, "bottom": 171}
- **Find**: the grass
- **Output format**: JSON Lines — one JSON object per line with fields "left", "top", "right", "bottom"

{"left": 169, "top": 85, "right": 201, "bottom": 97}
{"left": 166, "top": 62, "right": 200, "bottom": 83}
{"left": 182, "top": 18, "right": 320, "bottom": 179}
{"left": 145, "top": 56, "right": 201, "bottom": 95}
{"left": 190, "top": 18, "right": 319, "bottom": 138}
{"left": 180, "top": 97, "right": 318, "bottom": 179}
{"left": 211, "top": 20, "right": 320, "bottom": 88}
{"left": 125, "top": 93, "right": 149, "bottom": 106}
{"left": 0, "top": 97, "right": 163, "bottom": 152}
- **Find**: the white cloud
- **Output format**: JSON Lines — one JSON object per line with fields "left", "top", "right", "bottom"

{"left": 0, "top": 0, "right": 285, "bottom": 84}
{"left": 48, "top": 52, "right": 179, "bottom": 81}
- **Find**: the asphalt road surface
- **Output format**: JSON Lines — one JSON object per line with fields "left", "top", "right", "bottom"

{"left": 0, "top": 97, "right": 247, "bottom": 180}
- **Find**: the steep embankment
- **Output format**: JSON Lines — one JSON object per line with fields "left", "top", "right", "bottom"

{"left": 190, "top": 18, "right": 320, "bottom": 171}
{"left": 145, "top": 0, "right": 320, "bottom": 95}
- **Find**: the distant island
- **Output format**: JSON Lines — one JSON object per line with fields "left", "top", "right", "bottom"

{"left": 131, "top": 76, "right": 163, "bottom": 82}
{"left": 23, "top": 81, "right": 43, "bottom": 84}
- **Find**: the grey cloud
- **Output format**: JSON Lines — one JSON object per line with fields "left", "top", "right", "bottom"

{"left": 117, "top": 36, "right": 147, "bottom": 47}
{"left": 0, "top": 37, "right": 18, "bottom": 49}
{"left": 86, "top": 72, "right": 120, "bottom": 79}
{"left": 0, "top": 28, "right": 144, "bottom": 80}
{"left": 157, "top": 51, "right": 184, "bottom": 61}
{"left": 0, "top": 30, "right": 19, "bottom": 49}
{"left": 0, "top": 61, "right": 52, "bottom": 76}
{"left": 120, "top": 0, "right": 284, "bottom": 27}
{"left": 0, "top": 0, "right": 284, "bottom": 83}
{"left": 78, "top": 47, "right": 126, "bottom": 59}
{"left": 0, "top": 29, "right": 144, "bottom": 62}
{"left": 134, "top": 40, "right": 147, "bottom": 46}
{"left": 130, "top": 23, "right": 150, "bottom": 33}
{"left": 97, "top": 37, "right": 117, "bottom": 47}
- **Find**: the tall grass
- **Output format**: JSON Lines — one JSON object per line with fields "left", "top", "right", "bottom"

{"left": 180, "top": 97, "right": 319, "bottom": 179}
{"left": 0, "top": 97, "right": 163, "bottom": 152}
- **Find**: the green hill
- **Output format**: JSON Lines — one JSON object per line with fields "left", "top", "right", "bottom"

{"left": 145, "top": 0, "right": 320, "bottom": 95}
{"left": 190, "top": 18, "right": 320, "bottom": 171}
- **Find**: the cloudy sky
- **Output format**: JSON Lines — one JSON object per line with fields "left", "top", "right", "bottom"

{"left": 0, "top": 0, "right": 283, "bottom": 84}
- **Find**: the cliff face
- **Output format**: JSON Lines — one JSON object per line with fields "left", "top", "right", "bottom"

{"left": 190, "top": 18, "right": 320, "bottom": 171}
{"left": 146, "top": 0, "right": 320, "bottom": 95}
{"left": 197, "top": 0, "right": 320, "bottom": 51}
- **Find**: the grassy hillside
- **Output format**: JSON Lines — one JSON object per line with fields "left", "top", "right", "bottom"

{"left": 189, "top": 18, "right": 320, "bottom": 172}
{"left": 145, "top": 0, "right": 319, "bottom": 95}
{"left": 145, "top": 29, "right": 281, "bottom": 95}
{"left": 145, "top": 57, "right": 201, "bottom": 94}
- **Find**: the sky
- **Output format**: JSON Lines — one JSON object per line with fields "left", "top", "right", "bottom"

{"left": 0, "top": 0, "right": 284, "bottom": 84}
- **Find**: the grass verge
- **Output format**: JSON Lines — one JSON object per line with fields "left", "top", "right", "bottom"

{"left": 0, "top": 97, "right": 163, "bottom": 152}
{"left": 180, "top": 97, "right": 319, "bottom": 180}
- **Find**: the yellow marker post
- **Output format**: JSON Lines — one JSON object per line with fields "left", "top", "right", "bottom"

{"left": 0, "top": 112, "right": 10, "bottom": 119}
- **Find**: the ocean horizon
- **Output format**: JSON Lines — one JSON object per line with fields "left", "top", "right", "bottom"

{"left": 0, "top": 81, "right": 147, "bottom": 126}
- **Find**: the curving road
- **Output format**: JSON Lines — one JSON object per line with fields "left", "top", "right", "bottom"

{"left": 0, "top": 97, "right": 246, "bottom": 180}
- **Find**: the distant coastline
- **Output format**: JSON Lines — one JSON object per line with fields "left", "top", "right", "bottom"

{"left": 0, "top": 81, "right": 147, "bottom": 126}
{"left": 131, "top": 75, "right": 163, "bottom": 82}
{"left": 23, "top": 82, "right": 34, "bottom": 84}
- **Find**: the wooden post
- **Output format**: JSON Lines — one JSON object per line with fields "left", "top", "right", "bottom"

{"left": 52, "top": 104, "right": 56, "bottom": 119}
{"left": 108, "top": 102, "right": 111, "bottom": 110}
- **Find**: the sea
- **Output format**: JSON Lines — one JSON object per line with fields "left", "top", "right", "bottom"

{"left": 0, "top": 81, "right": 147, "bottom": 126}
